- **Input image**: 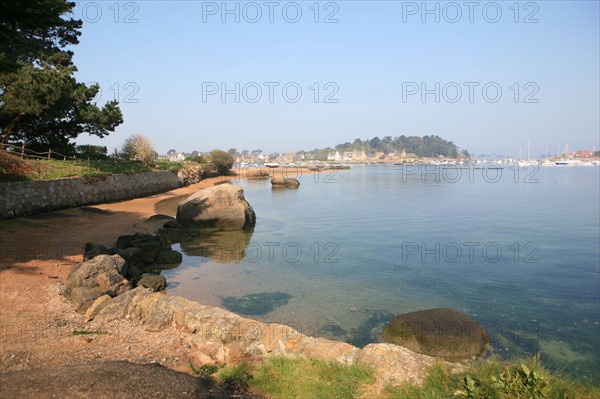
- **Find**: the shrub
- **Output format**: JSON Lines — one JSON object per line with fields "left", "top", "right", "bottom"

{"left": 120, "top": 134, "right": 156, "bottom": 166}
{"left": 209, "top": 149, "right": 234, "bottom": 175}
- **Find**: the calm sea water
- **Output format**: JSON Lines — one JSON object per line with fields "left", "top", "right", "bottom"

{"left": 161, "top": 165, "right": 600, "bottom": 381}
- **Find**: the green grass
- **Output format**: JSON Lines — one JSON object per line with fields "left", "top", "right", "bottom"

{"left": 217, "top": 357, "right": 375, "bottom": 399}
{"left": 216, "top": 362, "right": 254, "bottom": 387}
{"left": 208, "top": 355, "right": 599, "bottom": 399}
{"left": 0, "top": 154, "right": 192, "bottom": 182}
{"left": 72, "top": 329, "right": 104, "bottom": 335}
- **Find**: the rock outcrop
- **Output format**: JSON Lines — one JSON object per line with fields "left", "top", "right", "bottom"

{"left": 271, "top": 176, "right": 300, "bottom": 188}
{"left": 83, "top": 243, "right": 112, "bottom": 261}
{"left": 66, "top": 229, "right": 183, "bottom": 312}
{"left": 357, "top": 343, "right": 462, "bottom": 386}
{"left": 85, "top": 295, "right": 112, "bottom": 321}
{"left": 113, "top": 230, "right": 184, "bottom": 280}
{"left": 137, "top": 274, "right": 167, "bottom": 292}
{"left": 63, "top": 254, "right": 129, "bottom": 312}
{"left": 176, "top": 184, "right": 256, "bottom": 231}
{"left": 176, "top": 165, "right": 217, "bottom": 185}
{"left": 88, "top": 288, "right": 463, "bottom": 387}
{"left": 381, "top": 308, "right": 489, "bottom": 362}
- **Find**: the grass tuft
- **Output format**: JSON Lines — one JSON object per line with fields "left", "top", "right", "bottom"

{"left": 72, "top": 330, "right": 104, "bottom": 335}
{"left": 216, "top": 362, "right": 254, "bottom": 388}
{"left": 249, "top": 356, "right": 375, "bottom": 399}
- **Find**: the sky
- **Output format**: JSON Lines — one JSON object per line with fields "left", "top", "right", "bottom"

{"left": 71, "top": 0, "right": 600, "bottom": 157}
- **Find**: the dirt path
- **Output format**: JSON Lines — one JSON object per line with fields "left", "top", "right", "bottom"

{"left": 0, "top": 177, "right": 260, "bottom": 397}
{"left": 1, "top": 361, "right": 257, "bottom": 399}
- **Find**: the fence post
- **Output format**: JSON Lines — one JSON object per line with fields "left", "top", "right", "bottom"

{"left": 21, "top": 144, "right": 25, "bottom": 158}
{"left": 48, "top": 149, "right": 51, "bottom": 159}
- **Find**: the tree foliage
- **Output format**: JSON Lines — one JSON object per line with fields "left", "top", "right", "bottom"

{"left": 121, "top": 134, "right": 155, "bottom": 165}
{"left": 0, "top": 0, "right": 123, "bottom": 153}
{"left": 76, "top": 144, "right": 108, "bottom": 160}
{"left": 209, "top": 149, "right": 234, "bottom": 175}
{"left": 0, "top": 59, "right": 123, "bottom": 152}
{"left": 0, "top": 0, "right": 82, "bottom": 73}
{"left": 331, "top": 135, "right": 463, "bottom": 158}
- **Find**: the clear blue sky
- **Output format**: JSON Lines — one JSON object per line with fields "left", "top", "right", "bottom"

{"left": 71, "top": 1, "right": 600, "bottom": 157}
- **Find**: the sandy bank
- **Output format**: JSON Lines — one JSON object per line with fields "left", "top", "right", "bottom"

{"left": 0, "top": 176, "right": 226, "bottom": 375}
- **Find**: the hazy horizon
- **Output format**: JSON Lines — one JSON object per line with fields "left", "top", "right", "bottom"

{"left": 71, "top": 1, "right": 599, "bottom": 156}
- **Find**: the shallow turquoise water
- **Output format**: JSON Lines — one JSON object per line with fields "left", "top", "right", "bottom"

{"left": 164, "top": 165, "right": 600, "bottom": 381}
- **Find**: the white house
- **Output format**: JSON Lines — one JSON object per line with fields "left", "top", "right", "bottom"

{"left": 167, "top": 152, "right": 185, "bottom": 162}
{"left": 327, "top": 151, "right": 342, "bottom": 161}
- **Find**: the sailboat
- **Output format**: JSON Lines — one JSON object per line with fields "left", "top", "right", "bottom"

{"left": 555, "top": 145, "right": 577, "bottom": 165}
{"left": 516, "top": 142, "right": 538, "bottom": 166}
{"left": 540, "top": 147, "right": 554, "bottom": 166}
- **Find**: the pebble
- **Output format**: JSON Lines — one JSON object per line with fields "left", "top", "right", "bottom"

{"left": 75, "top": 336, "right": 93, "bottom": 345}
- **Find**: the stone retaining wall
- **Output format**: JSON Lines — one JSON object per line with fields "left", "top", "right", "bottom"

{"left": 0, "top": 171, "right": 182, "bottom": 218}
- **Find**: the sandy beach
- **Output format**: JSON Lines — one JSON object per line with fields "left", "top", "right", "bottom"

{"left": 0, "top": 176, "right": 228, "bottom": 376}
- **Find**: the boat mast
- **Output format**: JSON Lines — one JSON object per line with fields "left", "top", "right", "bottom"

{"left": 519, "top": 146, "right": 522, "bottom": 162}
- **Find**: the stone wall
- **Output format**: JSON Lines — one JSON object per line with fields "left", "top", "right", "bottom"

{"left": 0, "top": 171, "right": 182, "bottom": 218}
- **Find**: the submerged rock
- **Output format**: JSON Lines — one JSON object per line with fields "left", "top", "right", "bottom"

{"left": 157, "top": 220, "right": 192, "bottom": 245}
{"left": 156, "top": 249, "right": 182, "bottom": 265}
{"left": 381, "top": 308, "right": 489, "bottom": 362}
{"left": 221, "top": 292, "right": 291, "bottom": 316}
{"left": 176, "top": 184, "right": 256, "bottom": 231}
